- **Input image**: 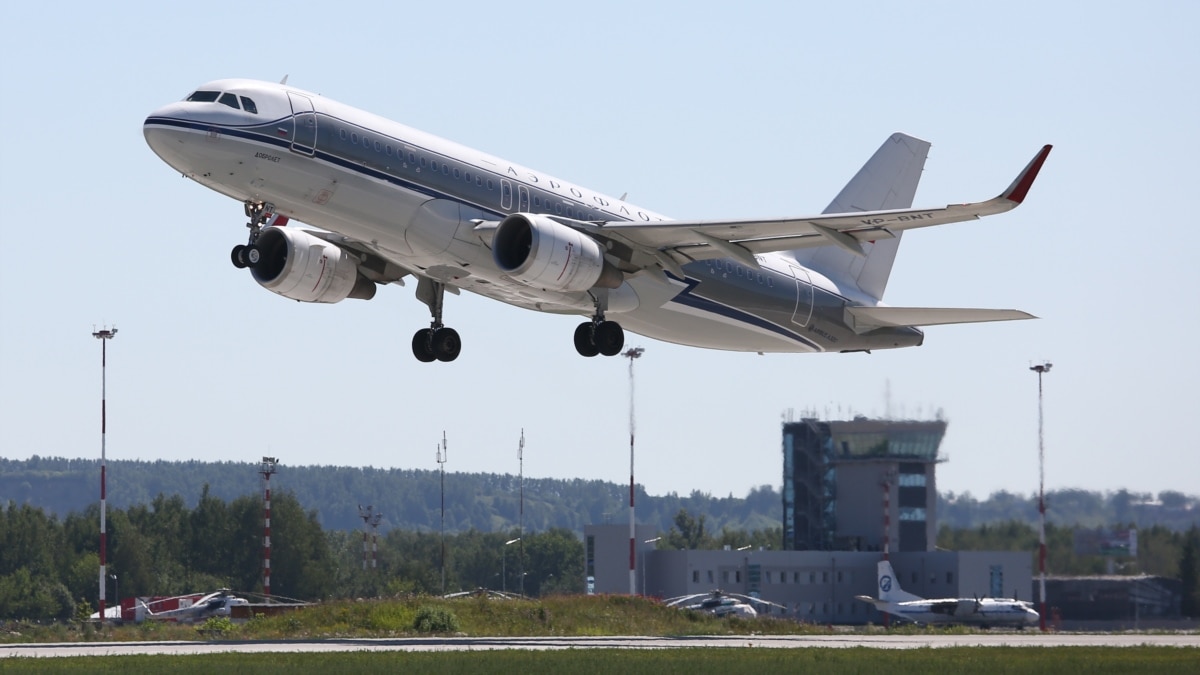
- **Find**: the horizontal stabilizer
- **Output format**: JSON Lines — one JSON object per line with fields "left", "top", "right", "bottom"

{"left": 845, "top": 306, "right": 1035, "bottom": 333}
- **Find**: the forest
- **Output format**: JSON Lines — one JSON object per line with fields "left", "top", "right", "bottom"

{"left": 2, "top": 457, "right": 1197, "bottom": 534}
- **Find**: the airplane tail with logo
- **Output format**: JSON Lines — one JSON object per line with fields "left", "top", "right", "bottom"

{"left": 876, "top": 560, "right": 923, "bottom": 603}
{"left": 792, "top": 132, "right": 930, "bottom": 302}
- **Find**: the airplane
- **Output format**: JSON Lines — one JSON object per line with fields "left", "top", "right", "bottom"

{"left": 137, "top": 588, "right": 250, "bottom": 623}
{"left": 855, "top": 560, "right": 1039, "bottom": 628}
{"left": 144, "top": 78, "right": 1051, "bottom": 363}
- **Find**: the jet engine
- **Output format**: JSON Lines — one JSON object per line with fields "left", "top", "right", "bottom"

{"left": 250, "top": 226, "right": 377, "bottom": 303}
{"left": 492, "top": 213, "right": 623, "bottom": 292}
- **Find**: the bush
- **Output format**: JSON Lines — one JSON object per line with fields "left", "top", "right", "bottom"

{"left": 412, "top": 606, "right": 460, "bottom": 633}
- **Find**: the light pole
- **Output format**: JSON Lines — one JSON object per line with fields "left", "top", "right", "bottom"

{"left": 518, "top": 429, "right": 525, "bottom": 597}
{"left": 437, "top": 431, "right": 447, "bottom": 596}
{"left": 503, "top": 537, "right": 521, "bottom": 594}
{"left": 1030, "top": 362, "right": 1052, "bottom": 632}
{"left": 110, "top": 573, "right": 118, "bottom": 620}
{"left": 623, "top": 346, "right": 644, "bottom": 596}
{"left": 92, "top": 325, "right": 117, "bottom": 623}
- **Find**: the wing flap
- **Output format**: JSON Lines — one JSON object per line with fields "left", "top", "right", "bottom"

{"left": 845, "top": 306, "right": 1036, "bottom": 333}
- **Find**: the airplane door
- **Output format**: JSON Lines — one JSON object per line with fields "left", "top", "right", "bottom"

{"left": 287, "top": 93, "right": 317, "bottom": 156}
{"left": 787, "top": 264, "right": 814, "bottom": 327}
{"left": 500, "top": 180, "right": 513, "bottom": 210}
{"left": 518, "top": 185, "right": 530, "bottom": 212}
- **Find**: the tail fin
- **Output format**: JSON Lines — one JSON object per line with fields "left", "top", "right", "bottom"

{"left": 877, "top": 560, "right": 923, "bottom": 603}
{"left": 793, "top": 133, "right": 930, "bottom": 300}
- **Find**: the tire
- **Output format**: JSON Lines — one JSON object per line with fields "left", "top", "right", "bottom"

{"left": 431, "top": 327, "right": 461, "bottom": 362}
{"left": 244, "top": 245, "right": 261, "bottom": 267}
{"left": 412, "top": 329, "right": 436, "bottom": 363}
{"left": 573, "top": 322, "right": 600, "bottom": 357}
{"left": 231, "top": 245, "right": 248, "bottom": 269}
{"left": 595, "top": 321, "right": 625, "bottom": 356}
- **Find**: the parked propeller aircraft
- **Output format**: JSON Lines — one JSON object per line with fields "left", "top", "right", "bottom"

{"left": 856, "top": 560, "right": 1039, "bottom": 628}
{"left": 144, "top": 79, "right": 1050, "bottom": 362}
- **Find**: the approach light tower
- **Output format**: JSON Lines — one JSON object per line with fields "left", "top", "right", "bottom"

{"left": 93, "top": 326, "right": 117, "bottom": 622}
{"left": 1030, "top": 362, "right": 1052, "bottom": 632}
{"left": 358, "top": 504, "right": 377, "bottom": 571}
{"left": 437, "top": 431, "right": 448, "bottom": 595}
{"left": 260, "top": 456, "right": 278, "bottom": 599}
{"left": 623, "top": 346, "right": 644, "bottom": 595}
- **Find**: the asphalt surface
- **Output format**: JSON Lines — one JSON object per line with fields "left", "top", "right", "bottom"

{"left": 3, "top": 632, "right": 1198, "bottom": 657}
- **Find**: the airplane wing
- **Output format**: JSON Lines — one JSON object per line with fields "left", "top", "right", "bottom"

{"left": 533, "top": 144, "right": 1051, "bottom": 275}
{"left": 844, "top": 306, "right": 1036, "bottom": 333}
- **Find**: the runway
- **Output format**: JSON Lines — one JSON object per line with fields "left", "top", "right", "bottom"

{"left": 3, "top": 632, "right": 1198, "bottom": 657}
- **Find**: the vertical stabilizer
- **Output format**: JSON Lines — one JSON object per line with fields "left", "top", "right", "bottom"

{"left": 877, "top": 560, "right": 923, "bottom": 603}
{"left": 794, "top": 133, "right": 930, "bottom": 300}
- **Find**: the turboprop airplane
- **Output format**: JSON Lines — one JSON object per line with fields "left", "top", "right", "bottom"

{"left": 144, "top": 79, "right": 1051, "bottom": 363}
{"left": 856, "top": 560, "right": 1039, "bottom": 628}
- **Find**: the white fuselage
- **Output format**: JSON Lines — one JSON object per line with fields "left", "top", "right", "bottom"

{"left": 144, "top": 79, "right": 923, "bottom": 354}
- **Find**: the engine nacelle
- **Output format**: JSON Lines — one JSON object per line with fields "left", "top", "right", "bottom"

{"left": 250, "top": 226, "right": 377, "bottom": 303}
{"left": 492, "top": 213, "right": 623, "bottom": 292}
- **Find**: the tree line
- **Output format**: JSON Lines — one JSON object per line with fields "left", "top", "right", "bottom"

{"left": 3, "top": 457, "right": 1196, "bottom": 534}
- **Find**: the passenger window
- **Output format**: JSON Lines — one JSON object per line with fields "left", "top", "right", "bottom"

{"left": 386, "top": 145, "right": 392, "bottom": 156}
{"left": 487, "top": 179, "right": 494, "bottom": 190}
{"left": 219, "top": 92, "right": 240, "bottom": 109}
{"left": 186, "top": 91, "right": 220, "bottom": 102}
{"left": 375, "top": 141, "right": 382, "bottom": 152}
{"left": 453, "top": 168, "right": 460, "bottom": 179}
{"left": 431, "top": 160, "right": 438, "bottom": 171}
{"left": 352, "top": 133, "right": 359, "bottom": 144}
{"left": 442, "top": 165, "right": 449, "bottom": 175}
{"left": 409, "top": 153, "right": 416, "bottom": 163}
{"left": 240, "top": 96, "right": 258, "bottom": 114}
{"left": 340, "top": 130, "right": 348, "bottom": 140}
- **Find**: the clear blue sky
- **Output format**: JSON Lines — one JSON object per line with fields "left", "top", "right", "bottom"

{"left": 2, "top": 2, "right": 1197, "bottom": 502}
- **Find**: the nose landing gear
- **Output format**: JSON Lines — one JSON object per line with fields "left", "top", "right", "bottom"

{"left": 231, "top": 201, "right": 282, "bottom": 269}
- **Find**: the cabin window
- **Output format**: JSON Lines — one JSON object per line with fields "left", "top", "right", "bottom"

{"left": 386, "top": 145, "right": 393, "bottom": 156}
{"left": 218, "top": 92, "right": 240, "bottom": 109}
{"left": 487, "top": 179, "right": 494, "bottom": 190}
{"left": 186, "top": 91, "right": 220, "bottom": 102}
{"left": 431, "top": 160, "right": 438, "bottom": 171}
{"left": 453, "top": 168, "right": 460, "bottom": 179}
{"left": 352, "top": 133, "right": 359, "bottom": 144}
{"left": 409, "top": 152, "right": 416, "bottom": 164}
{"left": 375, "top": 141, "right": 382, "bottom": 152}
{"left": 339, "top": 130, "right": 348, "bottom": 141}
{"left": 239, "top": 97, "right": 258, "bottom": 114}
{"left": 442, "top": 165, "right": 449, "bottom": 176}
{"left": 464, "top": 172, "right": 472, "bottom": 182}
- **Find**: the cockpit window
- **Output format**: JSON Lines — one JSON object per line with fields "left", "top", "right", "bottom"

{"left": 240, "top": 96, "right": 258, "bottom": 114}
{"left": 186, "top": 90, "right": 220, "bottom": 103}
{"left": 219, "top": 93, "right": 240, "bottom": 109}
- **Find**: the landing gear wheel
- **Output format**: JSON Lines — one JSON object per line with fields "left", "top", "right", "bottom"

{"left": 244, "top": 245, "right": 261, "bottom": 267}
{"left": 412, "top": 328, "right": 436, "bottom": 363}
{"left": 594, "top": 320, "right": 625, "bottom": 356}
{"left": 431, "top": 327, "right": 461, "bottom": 362}
{"left": 574, "top": 322, "right": 600, "bottom": 357}
{"left": 231, "top": 245, "right": 248, "bottom": 269}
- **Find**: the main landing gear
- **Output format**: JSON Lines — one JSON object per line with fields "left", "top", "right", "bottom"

{"left": 573, "top": 290, "right": 625, "bottom": 357}
{"left": 230, "top": 201, "right": 276, "bottom": 269}
{"left": 412, "top": 277, "right": 461, "bottom": 363}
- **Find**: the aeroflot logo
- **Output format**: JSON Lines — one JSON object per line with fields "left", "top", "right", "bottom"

{"left": 880, "top": 575, "right": 892, "bottom": 592}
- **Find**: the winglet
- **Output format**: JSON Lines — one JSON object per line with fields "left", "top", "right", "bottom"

{"left": 1000, "top": 145, "right": 1052, "bottom": 205}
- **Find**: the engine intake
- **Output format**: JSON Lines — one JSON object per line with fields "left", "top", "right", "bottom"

{"left": 492, "top": 213, "right": 622, "bottom": 292}
{"left": 251, "top": 226, "right": 376, "bottom": 303}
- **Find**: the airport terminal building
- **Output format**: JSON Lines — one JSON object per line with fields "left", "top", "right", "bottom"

{"left": 585, "top": 416, "right": 1034, "bottom": 624}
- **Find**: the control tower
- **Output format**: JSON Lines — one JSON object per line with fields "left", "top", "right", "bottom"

{"left": 782, "top": 417, "right": 947, "bottom": 552}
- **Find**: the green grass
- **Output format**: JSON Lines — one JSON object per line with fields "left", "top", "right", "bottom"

{"left": 1, "top": 647, "right": 1198, "bottom": 674}
{"left": 1, "top": 594, "right": 830, "bottom": 643}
